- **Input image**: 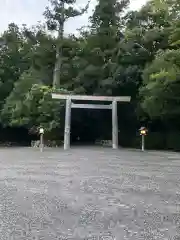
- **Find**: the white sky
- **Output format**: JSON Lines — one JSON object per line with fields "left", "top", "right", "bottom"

{"left": 0, "top": 0, "right": 148, "bottom": 34}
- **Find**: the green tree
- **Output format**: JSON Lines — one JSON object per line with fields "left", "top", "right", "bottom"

{"left": 73, "top": 0, "right": 130, "bottom": 95}
{"left": 141, "top": 49, "right": 180, "bottom": 121}
{"left": 140, "top": 0, "right": 180, "bottom": 125}
{"left": 44, "top": 0, "right": 89, "bottom": 88}
{"left": 0, "top": 24, "right": 33, "bottom": 107}
{"left": 1, "top": 69, "right": 69, "bottom": 132}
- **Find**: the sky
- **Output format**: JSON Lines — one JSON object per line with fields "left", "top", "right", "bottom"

{"left": 0, "top": 0, "right": 148, "bottom": 34}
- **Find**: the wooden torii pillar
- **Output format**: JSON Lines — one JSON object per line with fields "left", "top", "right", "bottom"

{"left": 52, "top": 94, "right": 131, "bottom": 150}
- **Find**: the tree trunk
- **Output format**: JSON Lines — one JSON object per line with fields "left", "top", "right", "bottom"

{"left": 52, "top": 2, "right": 64, "bottom": 88}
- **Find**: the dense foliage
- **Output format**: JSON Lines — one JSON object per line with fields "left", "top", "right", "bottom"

{"left": 0, "top": 0, "right": 180, "bottom": 149}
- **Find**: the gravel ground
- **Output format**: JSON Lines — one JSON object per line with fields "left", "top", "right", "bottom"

{"left": 0, "top": 147, "right": 179, "bottom": 240}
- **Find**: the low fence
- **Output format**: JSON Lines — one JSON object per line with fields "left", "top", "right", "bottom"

{"left": 31, "top": 140, "right": 63, "bottom": 148}
{"left": 95, "top": 140, "right": 112, "bottom": 147}
{"left": 31, "top": 140, "right": 112, "bottom": 148}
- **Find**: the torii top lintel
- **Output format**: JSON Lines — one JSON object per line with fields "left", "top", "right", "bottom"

{"left": 52, "top": 93, "right": 131, "bottom": 102}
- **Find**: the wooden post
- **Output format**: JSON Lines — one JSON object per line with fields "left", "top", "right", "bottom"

{"left": 40, "top": 133, "right": 44, "bottom": 152}
{"left": 64, "top": 98, "right": 71, "bottom": 150}
{"left": 112, "top": 100, "right": 118, "bottom": 149}
{"left": 142, "top": 135, "right": 145, "bottom": 152}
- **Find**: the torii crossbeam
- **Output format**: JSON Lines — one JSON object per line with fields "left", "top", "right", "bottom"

{"left": 52, "top": 93, "right": 131, "bottom": 150}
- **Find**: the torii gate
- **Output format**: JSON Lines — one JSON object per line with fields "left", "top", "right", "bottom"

{"left": 52, "top": 94, "right": 131, "bottom": 150}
